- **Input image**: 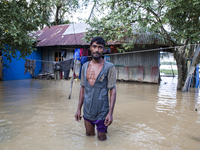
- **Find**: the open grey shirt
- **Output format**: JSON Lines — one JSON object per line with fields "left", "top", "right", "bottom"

{"left": 80, "top": 61, "right": 116, "bottom": 121}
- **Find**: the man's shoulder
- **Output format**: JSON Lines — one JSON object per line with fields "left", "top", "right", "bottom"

{"left": 104, "top": 61, "right": 115, "bottom": 68}
{"left": 82, "top": 61, "right": 90, "bottom": 69}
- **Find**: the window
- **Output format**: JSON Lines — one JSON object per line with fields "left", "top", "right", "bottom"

{"left": 54, "top": 51, "right": 64, "bottom": 62}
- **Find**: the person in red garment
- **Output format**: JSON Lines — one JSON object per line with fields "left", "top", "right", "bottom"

{"left": 75, "top": 37, "right": 117, "bottom": 141}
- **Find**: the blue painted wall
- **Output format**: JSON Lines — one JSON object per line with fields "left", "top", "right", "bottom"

{"left": 2, "top": 48, "right": 42, "bottom": 81}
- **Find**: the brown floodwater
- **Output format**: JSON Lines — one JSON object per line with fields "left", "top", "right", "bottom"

{"left": 0, "top": 77, "right": 200, "bottom": 150}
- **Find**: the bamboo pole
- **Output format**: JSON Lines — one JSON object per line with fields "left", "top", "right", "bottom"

{"left": 68, "top": 57, "right": 77, "bottom": 99}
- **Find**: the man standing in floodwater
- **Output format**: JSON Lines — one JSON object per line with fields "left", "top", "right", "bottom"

{"left": 75, "top": 37, "right": 117, "bottom": 141}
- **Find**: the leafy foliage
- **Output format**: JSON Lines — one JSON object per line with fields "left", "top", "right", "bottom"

{"left": 165, "top": 0, "right": 200, "bottom": 43}
{"left": 0, "top": 0, "right": 91, "bottom": 61}
{"left": 85, "top": 0, "right": 200, "bottom": 89}
{"left": 52, "top": 0, "right": 79, "bottom": 25}
{"left": 0, "top": 0, "right": 50, "bottom": 61}
{"left": 85, "top": 0, "right": 200, "bottom": 47}
{"left": 48, "top": 0, "right": 91, "bottom": 25}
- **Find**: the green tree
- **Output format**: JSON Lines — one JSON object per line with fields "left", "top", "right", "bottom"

{"left": 85, "top": 0, "right": 200, "bottom": 90}
{"left": 0, "top": 0, "right": 91, "bottom": 61}
{"left": 38, "top": 0, "right": 53, "bottom": 29}
{"left": 165, "top": 0, "right": 200, "bottom": 89}
{"left": 0, "top": 0, "right": 50, "bottom": 61}
{"left": 50, "top": 0, "right": 91, "bottom": 25}
{"left": 52, "top": 0, "right": 79, "bottom": 25}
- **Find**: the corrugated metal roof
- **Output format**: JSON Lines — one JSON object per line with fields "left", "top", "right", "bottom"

{"left": 35, "top": 23, "right": 167, "bottom": 47}
{"left": 108, "top": 33, "right": 166, "bottom": 45}
{"left": 62, "top": 23, "right": 91, "bottom": 35}
{"left": 134, "top": 34, "right": 165, "bottom": 45}
{"left": 35, "top": 24, "right": 89, "bottom": 47}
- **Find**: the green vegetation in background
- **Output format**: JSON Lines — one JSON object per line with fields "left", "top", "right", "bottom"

{"left": 160, "top": 61, "right": 176, "bottom": 65}
{"left": 0, "top": 0, "right": 89, "bottom": 61}
{"left": 85, "top": 0, "right": 200, "bottom": 90}
{"left": 160, "top": 69, "right": 178, "bottom": 75}
{"left": 0, "top": 0, "right": 50, "bottom": 61}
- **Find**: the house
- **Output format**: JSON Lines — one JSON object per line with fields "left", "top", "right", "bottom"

{"left": 34, "top": 23, "right": 91, "bottom": 78}
{"left": 0, "top": 23, "right": 90, "bottom": 81}
{"left": 1, "top": 23, "right": 169, "bottom": 83}
{"left": 35, "top": 23, "right": 170, "bottom": 83}
{"left": 108, "top": 33, "right": 169, "bottom": 83}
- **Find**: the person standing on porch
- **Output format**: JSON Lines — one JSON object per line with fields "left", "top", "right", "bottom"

{"left": 75, "top": 37, "right": 117, "bottom": 141}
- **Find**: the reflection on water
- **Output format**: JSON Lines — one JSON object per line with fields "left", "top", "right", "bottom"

{"left": 0, "top": 77, "right": 200, "bottom": 150}
{"left": 157, "top": 77, "right": 178, "bottom": 114}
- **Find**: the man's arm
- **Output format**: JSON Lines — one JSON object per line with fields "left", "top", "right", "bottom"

{"left": 75, "top": 86, "right": 85, "bottom": 122}
{"left": 104, "top": 87, "right": 116, "bottom": 126}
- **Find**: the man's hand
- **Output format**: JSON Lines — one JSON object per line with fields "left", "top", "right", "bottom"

{"left": 75, "top": 87, "right": 84, "bottom": 122}
{"left": 104, "top": 113, "right": 113, "bottom": 126}
{"left": 75, "top": 110, "right": 82, "bottom": 122}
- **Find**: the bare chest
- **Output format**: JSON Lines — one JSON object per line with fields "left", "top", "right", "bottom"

{"left": 86, "top": 64, "right": 104, "bottom": 87}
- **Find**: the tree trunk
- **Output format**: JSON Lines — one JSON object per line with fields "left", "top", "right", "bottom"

{"left": 176, "top": 60, "right": 183, "bottom": 90}
{"left": 173, "top": 41, "right": 191, "bottom": 90}
{"left": 182, "top": 59, "right": 187, "bottom": 81}
{"left": 173, "top": 49, "right": 186, "bottom": 90}
{"left": 55, "top": 5, "right": 62, "bottom": 25}
{"left": 175, "top": 54, "right": 187, "bottom": 90}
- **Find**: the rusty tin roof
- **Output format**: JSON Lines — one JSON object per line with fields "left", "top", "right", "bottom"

{"left": 35, "top": 23, "right": 166, "bottom": 47}
{"left": 35, "top": 24, "right": 89, "bottom": 47}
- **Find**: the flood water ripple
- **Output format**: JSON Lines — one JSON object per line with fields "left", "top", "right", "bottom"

{"left": 0, "top": 77, "right": 200, "bottom": 150}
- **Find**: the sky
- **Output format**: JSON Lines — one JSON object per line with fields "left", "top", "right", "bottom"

{"left": 64, "top": 2, "right": 94, "bottom": 23}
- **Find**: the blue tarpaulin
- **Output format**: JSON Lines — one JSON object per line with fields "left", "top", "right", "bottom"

{"left": 2, "top": 47, "right": 42, "bottom": 81}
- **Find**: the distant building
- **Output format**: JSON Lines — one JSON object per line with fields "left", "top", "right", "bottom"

{"left": 1, "top": 23, "right": 170, "bottom": 83}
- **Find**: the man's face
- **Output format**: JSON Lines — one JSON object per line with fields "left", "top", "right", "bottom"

{"left": 90, "top": 41, "right": 104, "bottom": 60}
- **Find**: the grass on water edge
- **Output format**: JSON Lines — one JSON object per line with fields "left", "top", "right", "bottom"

{"left": 160, "top": 69, "right": 178, "bottom": 75}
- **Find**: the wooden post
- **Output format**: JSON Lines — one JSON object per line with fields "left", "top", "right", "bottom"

{"left": 182, "top": 45, "right": 200, "bottom": 92}
{"left": 170, "top": 62, "right": 174, "bottom": 77}
{"left": 0, "top": 56, "right": 3, "bottom": 81}
{"left": 68, "top": 57, "right": 77, "bottom": 99}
